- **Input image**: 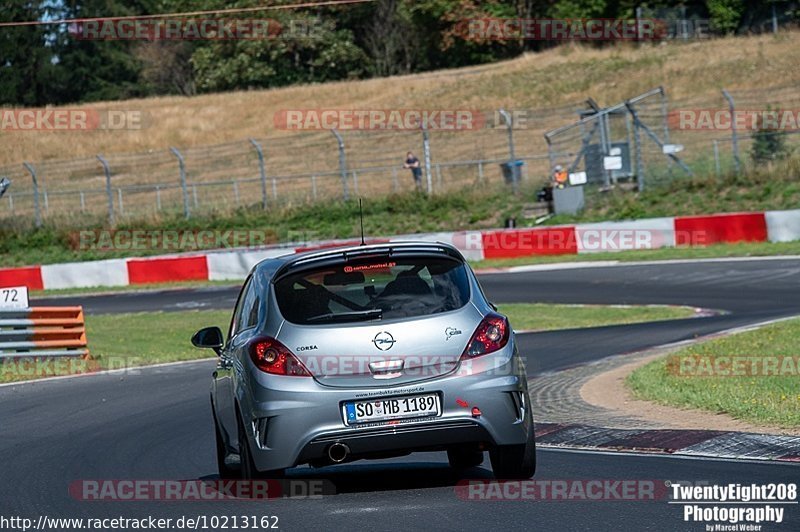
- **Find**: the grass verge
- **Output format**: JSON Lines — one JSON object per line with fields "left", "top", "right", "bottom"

{"left": 627, "top": 317, "right": 800, "bottom": 428}
{"left": 1, "top": 303, "right": 698, "bottom": 383}
{"left": 498, "top": 303, "right": 696, "bottom": 331}
{"left": 472, "top": 241, "right": 800, "bottom": 269}
{"left": 26, "top": 240, "right": 800, "bottom": 299}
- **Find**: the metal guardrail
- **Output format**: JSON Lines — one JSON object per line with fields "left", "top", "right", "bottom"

{"left": 0, "top": 306, "right": 89, "bottom": 358}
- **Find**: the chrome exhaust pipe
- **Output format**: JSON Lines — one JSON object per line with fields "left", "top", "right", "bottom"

{"left": 327, "top": 442, "right": 350, "bottom": 463}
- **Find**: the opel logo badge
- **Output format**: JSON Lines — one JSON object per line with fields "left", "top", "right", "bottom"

{"left": 372, "top": 331, "right": 396, "bottom": 351}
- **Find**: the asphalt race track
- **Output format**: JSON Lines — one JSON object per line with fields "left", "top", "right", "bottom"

{"left": 4, "top": 258, "right": 799, "bottom": 531}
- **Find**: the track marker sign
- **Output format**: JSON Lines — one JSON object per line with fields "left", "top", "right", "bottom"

{"left": 603, "top": 156, "right": 623, "bottom": 170}
{"left": 0, "top": 285, "right": 29, "bottom": 309}
{"left": 568, "top": 171, "right": 587, "bottom": 186}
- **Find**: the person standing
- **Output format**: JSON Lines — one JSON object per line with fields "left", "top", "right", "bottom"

{"left": 403, "top": 151, "right": 423, "bottom": 189}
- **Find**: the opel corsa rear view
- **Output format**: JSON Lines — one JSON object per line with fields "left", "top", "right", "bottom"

{"left": 193, "top": 242, "right": 535, "bottom": 479}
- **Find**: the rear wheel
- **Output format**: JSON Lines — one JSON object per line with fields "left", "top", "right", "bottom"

{"left": 447, "top": 446, "right": 484, "bottom": 469}
{"left": 489, "top": 413, "right": 536, "bottom": 479}
{"left": 211, "top": 398, "right": 237, "bottom": 479}
{"left": 214, "top": 422, "right": 238, "bottom": 479}
{"left": 237, "top": 413, "right": 284, "bottom": 480}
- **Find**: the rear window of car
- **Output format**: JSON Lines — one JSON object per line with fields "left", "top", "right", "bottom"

{"left": 274, "top": 256, "right": 470, "bottom": 325}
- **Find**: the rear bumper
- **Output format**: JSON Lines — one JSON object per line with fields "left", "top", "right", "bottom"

{"left": 237, "top": 341, "right": 530, "bottom": 472}
{"left": 297, "top": 419, "right": 494, "bottom": 464}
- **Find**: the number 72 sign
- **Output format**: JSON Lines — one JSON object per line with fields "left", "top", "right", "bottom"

{"left": 0, "top": 286, "right": 29, "bottom": 309}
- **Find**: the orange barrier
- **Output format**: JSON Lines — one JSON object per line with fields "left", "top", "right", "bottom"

{"left": 0, "top": 306, "right": 89, "bottom": 358}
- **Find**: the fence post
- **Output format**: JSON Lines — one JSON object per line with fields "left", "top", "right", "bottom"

{"left": 80, "top": 191, "right": 85, "bottom": 213}
{"left": 155, "top": 186, "right": 162, "bottom": 211}
{"left": 498, "top": 109, "right": 518, "bottom": 193}
{"left": 721, "top": 89, "right": 741, "bottom": 175}
{"left": 22, "top": 162, "right": 42, "bottom": 228}
{"left": 330, "top": 129, "right": 349, "bottom": 200}
{"left": 97, "top": 155, "right": 115, "bottom": 225}
{"left": 660, "top": 88, "right": 673, "bottom": 178}
{"left": 117, "top": 189, "right": 124, "bottom": 215}
{"left": 598, "top": 112, "right": 611, "bottom": 188}
{"left": 8, "top": 195, "right": 13, "bottom": 214}
{"left": 352, "top": 170, "right": 359, "bottom": 195}
{"left": 545, "top": 136, "right": 556, "bottom": 176}
{"left": 422, "top": 125, "right": 432, "bottom": 194}
{"left": 391, "top": 167, "right": 399, "bottom": 192}
{"left": 311, "top": 175, "right": 317, "bottom": 201}
{"left": 170, "top": 147, "right": 190, "bottom": 219}
{"left": 233, "top": 181, "right": 240, "bottom": 205}
{"left": 478, "top": 160, "right": 484, "bottom": 182}
{"left": 630, "top": 107, "right": 645, "bottom": 190}
{"left": 713, "top": 140, "right": 721, "bottom": 176}
{"left": 249, "top": 138, "right": 268, "bottom": 209}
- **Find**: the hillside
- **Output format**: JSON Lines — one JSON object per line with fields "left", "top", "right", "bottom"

{"left": 3, "top": 31, "right": 799, "bottom": 166}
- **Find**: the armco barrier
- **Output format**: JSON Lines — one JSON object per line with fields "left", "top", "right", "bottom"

{"left": 0, "top": 306, "right": 89, "bottom": 358}
{"left": 0, "top": 266, "right": 44, "bottom": 291}
{"left": 674, "top": 212, "right": 768, "bottom": 246}
{"left": 127, "top": 255, "right": 209, "bottom": 284}
{"left": 765, "top": 210, "right": 800, "bottom": 243}
{"left": 1, "top": 209, "right": 798, "bottom": 291}
{"left": 481, "top": 226, "right": 577, "bottom": 259}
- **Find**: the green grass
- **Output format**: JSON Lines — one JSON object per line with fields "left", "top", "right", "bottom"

{"left": 1, "top": 303, "right": 698, "bottom": 383}
{"left": 2, "top": 158, "right": 800, "bottom": 269}
{"left": 25, "top": 240, "right": 800, "bottom": 298}
{"left": 499, "top": 303, "right": 697, "bottom": 331}
{"left": 33, "top": 280, "right": 241, "bottom": 297}
{"left": 84, "top": 310, "right": 230, "bottom": 366}
{"left": 0, "top": 309, "right": 230, "bottom": 383}
{"left": 627, "top": 317, "right": 800, "bottom": 428}
{"left": 472, "top": 241, "right": 800, "bottom": 269}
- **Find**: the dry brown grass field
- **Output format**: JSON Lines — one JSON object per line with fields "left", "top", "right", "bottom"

{"left": 1, "top": 31, "right": 798, "bottom": 221}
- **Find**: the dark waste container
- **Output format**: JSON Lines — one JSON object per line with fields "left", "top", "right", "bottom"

{"left": 500, "top": 160, "right": 524, "bottom": 186}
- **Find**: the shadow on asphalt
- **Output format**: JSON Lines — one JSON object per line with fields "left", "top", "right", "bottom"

{"left": 199, "top": 459, "right": 494, "bottom": 496}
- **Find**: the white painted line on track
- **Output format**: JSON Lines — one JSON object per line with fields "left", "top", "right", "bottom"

{"left": 477, "top": 255, "right": 800, "bottom": 275}
{"left": 0, "top": 356, "right": 216, "bottom": 388}
{"left": 538, "top": 446, "right": 800, "bottom": 466}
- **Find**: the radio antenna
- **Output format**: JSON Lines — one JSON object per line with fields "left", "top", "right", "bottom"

{"left": 359, "top": 198, "right": 366, "bottom": 246}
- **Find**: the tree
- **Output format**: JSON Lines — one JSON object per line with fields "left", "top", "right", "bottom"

{"left": 706, "top": 0, "right": 745, "bottom": 34}
{"left": 48, "top": 0, "right": 156, "bottom": 103}
{"left": 0, "top": 2, "right": 56, "bottom": 106}
{"left": 751, "top": 108, "right": 789, "bottom": 164}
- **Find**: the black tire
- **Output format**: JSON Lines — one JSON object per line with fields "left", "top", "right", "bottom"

{"left": 447, "top": 447, "right": 484, "bottom": 469}
{"left": 214, "top": 421, "right": 238, "bottom": 479}
{"left": 489, "top": 414, "right": 536, "bottom": 480}
{"left": 210, "top": 398, "right": 237, "bottom": 479}
{"left": 237, "top": 413, "right": 284, "bottom": 480}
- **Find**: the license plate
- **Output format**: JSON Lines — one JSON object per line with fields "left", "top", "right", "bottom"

{"left": 343, "top": 394, "right": 440, "bottom": 425}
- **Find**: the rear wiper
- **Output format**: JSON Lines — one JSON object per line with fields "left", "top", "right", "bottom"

{"left": 306, "top": 309, "right": 383, "bottom": 323}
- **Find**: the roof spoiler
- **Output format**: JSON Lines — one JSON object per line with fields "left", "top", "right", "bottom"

{"left": 272, "top": 242, "right": 465, "bottom": 282}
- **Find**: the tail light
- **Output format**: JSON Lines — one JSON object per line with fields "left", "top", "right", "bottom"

{"left": 249, "top": 337, "right": 311, "bottom": 376}
{"left": 461, "top": 313, "right": 510, "bottom": 359}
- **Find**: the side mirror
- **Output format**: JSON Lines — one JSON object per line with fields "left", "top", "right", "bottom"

{"left": 192, "top": 326, "right": 224, "bottom": 355}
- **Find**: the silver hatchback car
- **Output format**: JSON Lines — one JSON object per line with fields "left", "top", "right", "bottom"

{"left": 192, "top": 242, "right": 535, "bottom": 480}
